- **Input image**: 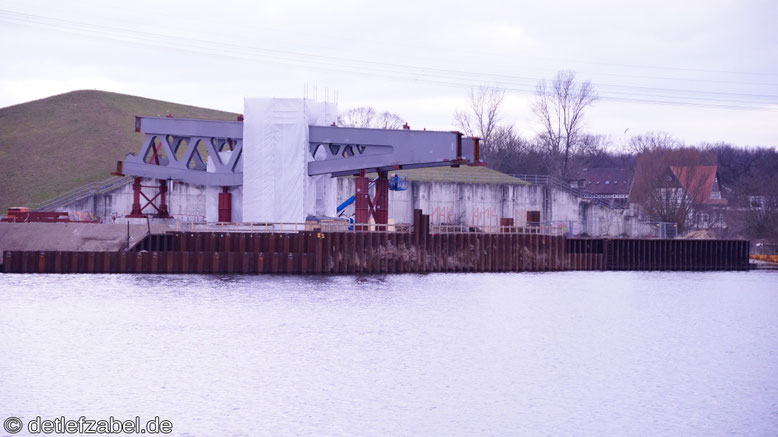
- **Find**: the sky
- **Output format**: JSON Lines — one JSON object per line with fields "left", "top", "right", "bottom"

{"left": 1, "top": 0, "right": 777, "bottom": 148}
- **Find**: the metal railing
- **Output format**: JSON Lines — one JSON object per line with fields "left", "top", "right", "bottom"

{"left": 174, "top": 221, "right": 569, "bottom": 236}
{"left": 636, "top": 221, "right": 678, "bottom": 239}
{"left": 176, "top": 221, "right": 414, "bottom": 234}
{"left": 513, "top": 174, "right": 622, "bottom": 209}
{"left": 588, "top": 219, "right": 678, "bottom": 239}
{"left": 393, "top": 171, "right": 528, "bottom": 185}
{"left": 431, "top": 222, "right": 569, "bottom": 236}
{"left": 384, "top": 171, "right": 621, "bottom": 210}
{"left": 32, "top": 176, "right": 134, "bottom": 211}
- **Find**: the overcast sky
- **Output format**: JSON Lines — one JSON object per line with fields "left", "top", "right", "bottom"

{"left": 1, "top": 0, "right": 776, "bottom": 148}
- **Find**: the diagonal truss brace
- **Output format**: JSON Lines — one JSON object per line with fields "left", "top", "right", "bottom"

{"left": 121, "top": 116, "right": 243, "bottom": 186}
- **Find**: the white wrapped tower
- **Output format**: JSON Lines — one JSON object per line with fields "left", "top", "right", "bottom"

{"left": 242, "top": 98, "right": 337, "bottom": 223}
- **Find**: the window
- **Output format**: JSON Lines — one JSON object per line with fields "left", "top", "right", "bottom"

{"left": 605, "top": 180, "right": 610, "bottom": 184}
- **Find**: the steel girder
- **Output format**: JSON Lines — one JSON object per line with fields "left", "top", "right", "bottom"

{"left": 308, "top": 126, "right": 470, "bottom": 176}
{"left": 121, "top": 116, "right": 243, "bottom": 186}
{"left": 122, "top": 118, "right": 479, "bottom": 185}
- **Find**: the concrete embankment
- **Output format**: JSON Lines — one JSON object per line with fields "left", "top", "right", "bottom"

{"left": 0, "top": 222, "right": 172, "bottom": 266}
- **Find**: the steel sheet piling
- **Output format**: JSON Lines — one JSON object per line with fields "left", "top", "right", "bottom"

{"left": 1, "top": 231, "right": 753, "bottom": 275}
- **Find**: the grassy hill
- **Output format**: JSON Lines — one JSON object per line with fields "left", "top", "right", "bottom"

{"left": 0, "top": 90, "right": 238, "bottom": 212}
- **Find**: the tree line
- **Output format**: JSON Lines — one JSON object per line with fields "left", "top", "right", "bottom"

{"left": 452, "top": 73, "right": 777, "bottom": 240}
{"left": 337, "top": 71, "right": 777, "bottom": 240}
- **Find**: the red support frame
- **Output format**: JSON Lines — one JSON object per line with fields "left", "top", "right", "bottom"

{"left": 126, "top": 177, "right": 171, "bottom": 218}
{"left": 129, "top": 177, "right": 143, "bottom": 216}
{"left": 353, "top": 169, "right": 390, "bottom": 228}
{"left": 371, "top": 171, "right": 389, "bottom": 225}
{"left": 156, "top": 180, "right": 169, "bottom": 218}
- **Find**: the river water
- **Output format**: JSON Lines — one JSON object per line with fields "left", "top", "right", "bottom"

{"left": 1, "top": 272, "right": 776, "bottom": 436}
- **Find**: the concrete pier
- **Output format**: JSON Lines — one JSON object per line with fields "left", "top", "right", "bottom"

{"left": 0, "top": 222, "right": 174, "bottom": 257}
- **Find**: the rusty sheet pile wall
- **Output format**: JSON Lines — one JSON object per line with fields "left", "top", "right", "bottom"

{"left": 2, "top": 231, "right": 564, "bottom": 274}
{"left": 2, "top": 233, "right": 750, "bottom": 274}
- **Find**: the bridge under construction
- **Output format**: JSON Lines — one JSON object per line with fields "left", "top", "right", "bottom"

{"left": 0, "top": 97, "right": 753, "bottom": 273}
{"left": 116, "top": 98, "right": 484, "bottom": 227}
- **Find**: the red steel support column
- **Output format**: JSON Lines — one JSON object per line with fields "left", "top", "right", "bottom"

{"left": 354, "top": 169, "right": 370, "bottom": 227}
{"left": 218, "top": 187, "right": 232, "bottom": 223}
{"left": 155, "top": 180, "right": 170, "bottom": 218}
{"left": 128, "top": 177, "right": 144, "bottom": 217}
{"left": 373, "top": 170, "right": 389, "bottom": 226}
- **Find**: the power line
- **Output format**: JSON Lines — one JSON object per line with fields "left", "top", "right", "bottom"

{"left": 1, "top": 9, "right": 777, "bottom": 112}
{"left": 45, "top": 0, "right": 778, "bottom": 80}
{"left": 4, "top": 9, "right": 774, "bottom": 102}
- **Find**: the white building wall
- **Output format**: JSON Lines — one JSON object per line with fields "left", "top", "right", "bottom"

{"left": 57, "top": 178, "right": 207, "bottom": 223}
{"left": 57, "top": 176, "right": 642, "bottom": 236}
{"left": 335, "top": 177, "right": 631, "bottom": 236}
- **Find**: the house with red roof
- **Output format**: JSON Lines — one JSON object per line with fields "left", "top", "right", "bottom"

{"left": 631, "top": 164, "right": 727, "bottom": 231}
{"left": 669, "top": 165, "right": 727, "bottom": 229}
{"left": 667, "top": 165, "right": 726, "bottom": 206}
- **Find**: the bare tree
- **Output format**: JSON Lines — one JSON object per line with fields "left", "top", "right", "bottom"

{"left": 561, "top": 134, "right": 613, "bottom": 177}
{"left": 338, "top": 107, "right": 376, "bottom": 128}
{"left": 627, "top": 131, "right": 683, "bottom": 154}
{"left": 743, "top": 193, "right": 778, "bottom": 240}
{"left": 482, "top": 125, "right": 532, "bottom": 174}
{"left": 532, "top": 70, "right": 598, "bottom": 178}
{"left": 374, "top": 112, "right": 404, "bottom": 129}
{"left": 722, "top": 152, "right": 778, "bottom": 240}
{"left": 489, "top": 125, "right": 522, "bottom": 154}
{"left": 338, "top": 107, "right": 405, "bottom": 129}
{"left": 454, "top": 86, "right": 506, "bottom": 148}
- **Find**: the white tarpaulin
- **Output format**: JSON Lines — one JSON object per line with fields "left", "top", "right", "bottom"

{"left": 242, "top": 98, "right": 336, "bottom": 223}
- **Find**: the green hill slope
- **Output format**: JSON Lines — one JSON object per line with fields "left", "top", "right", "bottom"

{"left": 0, "top": 90, "right": 238, "bottom": 212}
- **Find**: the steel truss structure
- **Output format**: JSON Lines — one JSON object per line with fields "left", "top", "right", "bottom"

{"left": 121, "top": 116, "right": 243, "bottom": 187}
{"left": 119, "top": 116, "right": 481, "bottom": 223}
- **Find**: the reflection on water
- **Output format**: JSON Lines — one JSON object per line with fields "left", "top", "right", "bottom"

{"left": 1, "top": 272, "right": 777, "bottom": 436}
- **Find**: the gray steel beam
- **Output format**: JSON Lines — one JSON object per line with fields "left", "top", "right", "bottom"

{"left": 308, "top": 126, "right": 467, "bottom": 176}
{"left": 122, "top": 116, "right": 243, "bottom": 186}
{"left": 135, "top": 116, "right": 242, "bottom": 138}
{"left": 122, "top": 161, "right": 242, "bottom": 186}
{"left": 460, "top": 137, "right": 481, "bottom": 163}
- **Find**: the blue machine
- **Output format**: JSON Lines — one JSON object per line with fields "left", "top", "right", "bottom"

{"left": 336, "top": 196, "right": 357, "bottom": 215}
{"left": 388, "top": 174, "right": 409, "bottom": 191}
